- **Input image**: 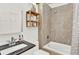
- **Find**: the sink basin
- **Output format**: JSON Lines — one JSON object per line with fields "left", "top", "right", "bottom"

{"left": 0, "top": 40, "right": 35, "bottom": 55}
{"left": 1, "top": 44, "right": 27, "bottom": 55}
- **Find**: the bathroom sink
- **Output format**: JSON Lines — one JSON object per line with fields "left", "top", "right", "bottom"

{"left": 1, "top": 44, "right": 27, "bottom": 55}
{"left": 0, "top": 40, "right": 35, "bottom": 55}
{"left": 0, "top": 41, "right": 22, "bottom": 51}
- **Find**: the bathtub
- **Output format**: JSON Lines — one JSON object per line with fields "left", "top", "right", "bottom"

{"left": 43, "top": 42, "right": 71, "bottom": 55}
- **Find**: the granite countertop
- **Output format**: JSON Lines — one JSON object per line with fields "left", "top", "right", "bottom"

{"left": 0, "top": 40, "right": 35, "bottom": 55}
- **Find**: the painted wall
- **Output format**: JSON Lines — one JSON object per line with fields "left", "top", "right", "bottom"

{"left": 71, "top": 4, "right": 79, "bottom": 54}
{"left": 0, "top": 3, "right": 38, "bottom": 45}
{"left": 50, "top": 4, "right": 73, "bottom": 45}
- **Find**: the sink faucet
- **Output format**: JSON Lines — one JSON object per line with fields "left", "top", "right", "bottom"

{"left": 9, "top": 37, "right": 16, "bottom": 46}
{"left": 0, "top": 52, "right": 1, "bottom": 55}
{"left": 19, "top": 35, "right": 24, "bottom": 41}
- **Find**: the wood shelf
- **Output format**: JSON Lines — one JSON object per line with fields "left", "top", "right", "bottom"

{"left": 26, "top": 10, "right": 40, "bottom": 16}
{"left": 27, "top": 20, "right": 38, "bottom": 22}
{"left": 26, "top": 10, "right": 40, "bottom": 27}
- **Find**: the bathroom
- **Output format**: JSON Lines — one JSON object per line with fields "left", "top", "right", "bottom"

{"left": 0, "top": 3, "right": 78, "bottom": 55}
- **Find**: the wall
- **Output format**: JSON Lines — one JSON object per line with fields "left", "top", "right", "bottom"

{"left": 71, "top": 4, "right": 79, "bottom": 54}
{"left": 38, "top": 4, "right": 52, "bottom": 48}
{"left": 22, "top": 4, "right": 38, "bottom": 44}
{"left": 0, "top": 3, "right": 38, "bottom": 45}
{"left": 50, "top": 4, "right": 73, "bottom": 45}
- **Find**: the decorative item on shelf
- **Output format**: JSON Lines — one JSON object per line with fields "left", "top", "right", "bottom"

{"left": 31, "top": 4, "right": 36, "bottom": 12}
{"left": 36, "top": 3, "right": 40, "bottom": 13}
{"left": 26, "top": 10, "right": 40, "bottom": 27}
{"left": 32, "top": 3, "right": 40, "bottom": 13}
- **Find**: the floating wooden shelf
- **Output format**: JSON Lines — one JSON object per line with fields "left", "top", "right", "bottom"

{"left": 26, "top": 10, "right": 40, "bottom": 27}
{"left": 26, "top": 10, "right": 40, "bottom": 16}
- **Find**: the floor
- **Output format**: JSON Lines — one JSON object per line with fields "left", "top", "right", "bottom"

{"left": 21, "top": 34, "right": 49, "bottom": 55}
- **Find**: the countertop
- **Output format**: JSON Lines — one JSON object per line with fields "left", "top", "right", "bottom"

{"left": 0, "top": 40, "right": 35, "bottom": 55}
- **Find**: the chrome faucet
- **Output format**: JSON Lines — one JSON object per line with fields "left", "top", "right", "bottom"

{"left": 0, "top": 52, "right": 1, "bottom": 55}
{"left": 9, "top": 37, "right": 16, "bottom": 46}
{"left": 19, "top": 35, "right": 24, "bottom": 41}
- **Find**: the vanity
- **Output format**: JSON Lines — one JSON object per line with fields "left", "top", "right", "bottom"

{"left": 0, "top": 40, "right": 35, "bottom": 55}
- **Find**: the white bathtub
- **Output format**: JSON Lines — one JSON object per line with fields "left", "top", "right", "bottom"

{"left": 43, "top": 42, "right": 71, "bottom": 55}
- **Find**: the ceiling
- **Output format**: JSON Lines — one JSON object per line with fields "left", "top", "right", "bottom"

{"left": 48, "top": 3, "right": 68, "bottom": 8}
